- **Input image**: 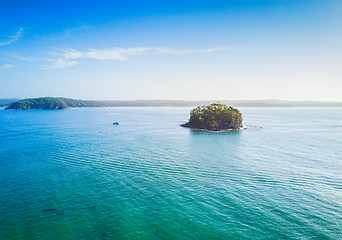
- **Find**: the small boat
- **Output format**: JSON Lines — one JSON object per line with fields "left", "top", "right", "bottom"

{"left": 113, "top": 122, "right": 120, "bottom": 125}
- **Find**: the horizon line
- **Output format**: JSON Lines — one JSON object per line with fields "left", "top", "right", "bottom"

{"left": 3, "top": 97, "right": 342, "bottom": 103}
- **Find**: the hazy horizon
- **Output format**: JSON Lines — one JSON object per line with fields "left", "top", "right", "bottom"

{"left": 3, "top": 97, "right": 342, "bottom": 104}
{"left": 6, "top": 96, "right": 342, "bottom": 102}
{"left": 1, "top": 1, "right": 342, "bottom": 101}
{"left": 4, "top": 96, "right": 342, "bottom": 103}
{"left": 5, "top": 97, "right": 342, "bottom": 102}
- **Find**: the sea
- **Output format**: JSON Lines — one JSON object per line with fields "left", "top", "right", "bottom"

{"left": 0, "top": 107, "right": 341, "bottom": 240}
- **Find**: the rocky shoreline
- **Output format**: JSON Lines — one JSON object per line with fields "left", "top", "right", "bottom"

{"left": 180, "top": 123, "right": 246, "bottom": 131}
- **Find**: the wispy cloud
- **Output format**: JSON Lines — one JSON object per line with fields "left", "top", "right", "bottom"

{"left": 44, "top": 46, "right": 231, "bottom": 69}
{"left": 5, "top": 54, "right": 37, "bottom": 62}
{"left": 0, "top": 28, "right": 24, "bottom": 47}
{"left": 42, "top": 58, "right": 78, "bottom": 70}
{"left": 82, "top": 47, "right": 148, "bottom": 60}
{"left": 0, "top": 64, "right": 14, "bottom": 70}
{"left": 153, "top": 47, "right": 231, "bottom": 55}
{"left": 36, "top": 25, "right": 92, "bottom": 41}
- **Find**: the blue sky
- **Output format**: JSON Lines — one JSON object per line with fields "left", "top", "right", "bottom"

{"left": 0, "top": 0, "right": 341, "bottom": 100}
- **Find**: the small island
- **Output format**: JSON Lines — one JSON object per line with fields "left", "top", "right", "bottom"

{"left": 181, "top": 103, "right": 243, "bottom": 131}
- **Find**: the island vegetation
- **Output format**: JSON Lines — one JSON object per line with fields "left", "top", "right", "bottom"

{"left": 6, "top": 97, "right": 69, "bottom": 110}
{"left": 181, "top": 103, "right": 243, "bottom": 131}
{"left": 0, "top": 98, "right": 20, "bottom": 107}
{"left": 5, "top": 97, "right": 103, "bottom": 110}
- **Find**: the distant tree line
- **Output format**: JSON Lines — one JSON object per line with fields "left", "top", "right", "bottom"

{"left": 6, "top": 97, "right": 68, "bottom": 110}
{"left": 4, "top": 97, "right": 342, "bottom": 109}
{"left": 0, "top": 98, "right": 20, "bottom": 107}
{"left": 5, "top": 97, "right": 103, "bottom": 110}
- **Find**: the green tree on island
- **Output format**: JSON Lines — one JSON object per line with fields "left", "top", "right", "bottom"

{"left": 182, "top": 103, "right": 243, "bottom": 131}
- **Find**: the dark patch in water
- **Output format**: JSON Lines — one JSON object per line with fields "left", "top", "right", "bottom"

{"left": 54, "top": 212, "right": 64, "bottom": 216}
{"left": 42, "top": 209, "right": 56, "bottom": 212}
{"left": 42, "top": 208, "right": 64, "bottom": 215}
{"left": 82, "top": 205, "right": 96, "bottom": 210}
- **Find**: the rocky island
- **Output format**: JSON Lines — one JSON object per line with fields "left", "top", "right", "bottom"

{"left": 181, "top": 103, "right": 243, "bottom": 131}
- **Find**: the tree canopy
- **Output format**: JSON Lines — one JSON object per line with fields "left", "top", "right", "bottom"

{"left": 182, "top": 103, "right": 243, "bottom": 131}
{"left": 6, "top": 97, "right": 69, "bottom": 110}
{"left": 5, "top": 97, "right": 104, "bottom": 110}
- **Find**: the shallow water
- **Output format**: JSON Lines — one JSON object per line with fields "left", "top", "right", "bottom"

{"left": 0, "top": 107, "right": 341, "bottom": 239}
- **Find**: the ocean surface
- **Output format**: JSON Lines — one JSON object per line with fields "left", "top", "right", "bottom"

{"left": 0, "top": 107, "right": 341, "bottom": 240}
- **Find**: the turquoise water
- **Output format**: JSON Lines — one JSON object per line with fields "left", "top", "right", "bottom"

{"left": 0, "top": 107, "right": 341, "bottom": 239}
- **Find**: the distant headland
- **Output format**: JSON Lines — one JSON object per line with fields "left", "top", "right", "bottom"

{"left": 3, "top": 97, "right": 342, "bottom": 109}
{"left": 5, "top": 97, "right": 103, "bottom": 110}
{"left": 181, "top": 103, "right": 243, "bottom": 131}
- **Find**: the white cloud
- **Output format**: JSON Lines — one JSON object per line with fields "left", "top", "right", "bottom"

{"left": 44, "top": 46, "right": 230, "bottom": 69}
{"left": 5, "top": 54, "right": 37, "bottom": 62}
{"left": 83, "top": 47, "right": 148, "bottom": 60}
{"left": 153, "top": 47, "right": 231, "bottom": 55}
{"left": 0, "top": 64, "right": 14, "bottom": 70}
{"left": 42, "top": 58, "right": 78, "bottom": 69}
{"left": 62, "top": 48, "right": 83, "bottom": 60}
{"left": 0, "top": 28, "right": 24, "bottom": 47}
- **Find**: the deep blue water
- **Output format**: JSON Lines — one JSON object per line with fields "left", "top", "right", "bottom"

{"left": 0, "top": 107, "right": 341, "bottom": 239}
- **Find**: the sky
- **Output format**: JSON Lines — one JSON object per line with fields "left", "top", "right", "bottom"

{"left": 0, "top": 0, "right": 341, "bottom": 101}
